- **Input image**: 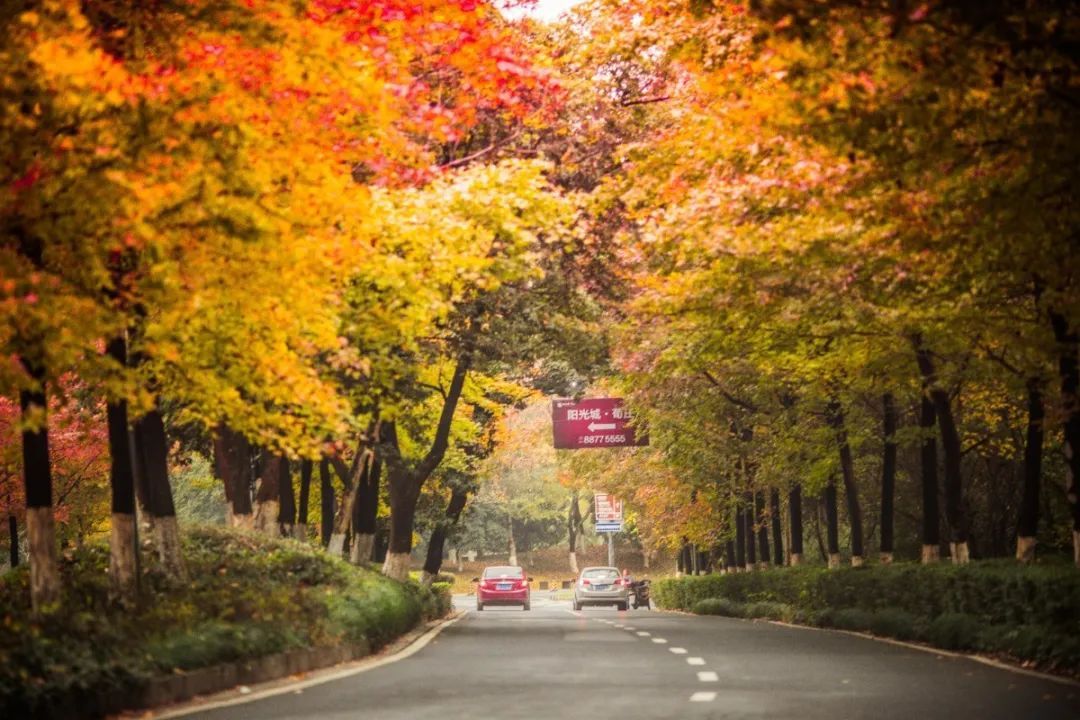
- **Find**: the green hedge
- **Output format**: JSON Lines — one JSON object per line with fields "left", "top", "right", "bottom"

{"left": 656, "top": 562, "right": 1080, "bottom": 672}
{"left": 0, "top": 526, "right": 450, "bottom": 717}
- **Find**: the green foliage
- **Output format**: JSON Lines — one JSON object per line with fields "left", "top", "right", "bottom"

{"left": 169, "top": 452, "right": 226, "bottom": 525}
{"left": 691, "top": 597, "right": 743, "bottom": 617}
{"left": 0, "top": 526, "right": 448, "bottom": 716}
{"left": 657, "top": 561, "right": 1080, "bottom": 671}
{"left": 926, "top": 613, "right": 981, "bottom": 651}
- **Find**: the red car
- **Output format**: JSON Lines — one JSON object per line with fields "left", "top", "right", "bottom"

{"left": 473, "top": 565, "right": 532, "bottom": 611}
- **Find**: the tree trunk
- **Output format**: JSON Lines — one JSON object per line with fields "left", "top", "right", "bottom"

{"left": 20, "top": 371, "right": 60, "bottom": 612}
{"left": 880, "top": 393, "right": 897, "bottom": 564}
{"left": 383, "top": 465, "right": 418, "bottom": 581}
{"left": 7, "top": 513, "right": 17, "bottom": 568}
{"left": 567, "top": 492, "right": 581, "bottom": 574}
{"left": 827, "top": 400, "right": 864, "bottom": 566}
{"left": 295, "top": 459, "right": 312, "bottom": 541}
{"left": 724, "top": 539, "right": 737, "bottom": 572}
{"left": 769, "top": 488, "right": 784, "bottom": 566}
{"left": 914, "top": 340, "right": 969, "bottom": 563}
{"left": 253, "top": 452, "right": 283, "bottom": 535}
{"left": 421, "top": 487, "right": 469, "bottom": 585}
{"left": 106, "top": 336, "right": 138, "bottom": 606}
{"left": 734, "top": 504, "right": 746, "bottom": 571}
{"left": 214, "top": 425, "right": 253, "bottom": 529}
{"left": 352, "top": 456, "right": 381, "bottom": 565}
{"left": 1015, "top": 379, "right": 1044, "bottom": 563}
{"left": 824, "top": 481, "right": 840, "bottom": 569}
{"left": 1049, "top": 310, "right": 1080, "bottom": 567}
{"left": 382, "top": 349, "right": 471, "bottom": 581}
{"left": 755, "top": 490, "right": 770, "bottom": 567}
{"left": 277, "top": 458, "right": 296, "bottom": 537}
{"left": 919, "top": 395, "right": 941, "bottom": 563}
{"left": 788, "top": 484, "right": 803, "bottom": 566}
{"left": 507, "top": 510, "right": 518, "bottom": 566}
{"left": 743, "top": 491, "right": 757, "bottom": 570}
{"left": 133, "top": 408, "right": 185, "bottom": 580}
{"left": 320, "top": 459, "right": 334, "bottom": 547}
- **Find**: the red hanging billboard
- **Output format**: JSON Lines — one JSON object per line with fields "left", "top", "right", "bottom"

{"left": 551, "top": 397, "right": 648, "bottom": 449}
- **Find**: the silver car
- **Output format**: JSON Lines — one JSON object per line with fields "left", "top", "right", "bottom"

{"left": 573, "top": 566, "right": 629, "bottom": 611}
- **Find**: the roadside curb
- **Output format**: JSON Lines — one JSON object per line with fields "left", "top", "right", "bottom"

{"left": 119, "top": 611, "right": 464, "bottom": 719}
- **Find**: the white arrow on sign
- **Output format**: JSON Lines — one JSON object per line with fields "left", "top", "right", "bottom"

{"left": 587, "top": 422, "right": 617, "bottom": 432}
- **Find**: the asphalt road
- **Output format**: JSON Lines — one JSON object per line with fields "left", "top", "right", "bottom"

{"left": 186, "top": 595, "right": 1079, "bottom": 720}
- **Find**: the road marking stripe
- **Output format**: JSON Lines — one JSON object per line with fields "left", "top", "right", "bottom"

{"left": 155, "top": 612, "right": 466, "bottom": 718}
{"left": 636, "top": 631, "right": 651, "bottom": 637}
{"left": 614, "top": 624, "right": 625, "bottom": 628}
{"left": 687, "top": 657, "right": 705, "bottom": 666}
{"left": 652, "top": 638, "right": 667, "bottom": 644}
{"left": 669, "top": 647, "right": 687, "bottom": 654}
{"left": 624, "top": 626, "right": 636, "bottom": 631}
{"left": 690, "top": 691, "right": 717, "bottom": 702}
{"left": 697, "top": 671, "right": 719, "bottom": 682}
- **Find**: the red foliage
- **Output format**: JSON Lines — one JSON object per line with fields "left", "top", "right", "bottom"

{"left": 0, "top": 378, "right": 108, "bottom": 526}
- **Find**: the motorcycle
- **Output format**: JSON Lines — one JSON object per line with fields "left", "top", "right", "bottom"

{"left": 628, "top": 579, "right": 651, "bottom": 610}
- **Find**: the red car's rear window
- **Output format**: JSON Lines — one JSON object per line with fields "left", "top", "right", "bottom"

{"left": 482, "top": 566, "right": 524, "bottom": 578}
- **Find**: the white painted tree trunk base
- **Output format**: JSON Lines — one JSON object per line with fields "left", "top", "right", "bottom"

{"left": 252, "top": 500, "right": 279, "bottom": 535}
{"left": 850, "top": 555, "right": 864, "bottom": 568}
{"left": 921, "top": 544, "right": 940, "bottom": 563}
{"left": 26, "top": 507, "right": 60, "bottom": 613}
{"left": 109, "top": 513, "right": 138, "bottom": 605}
{"left": 1015, "top": 536, "right": 1036, "bottom": 564}
{"left": 568, "top": 551, "right": 579, "bottom": 574}
{"left": 949, "top": 541, "right": 970, "bottom": 564}
{"left": 382, "top": 551, "right": 411, "bottom": 581}
{"left": 419, "top": 570, "right": 436, "bottom": 586}
{"left": 879, "top": 552, "right": 894, "bottom": 565}
{"left": 351, "top": 533, "right": 375, "bottom": 565}
{"left": 827, "top": 553, "right": 841, "bottom": 569}
{"left": 227, "top": 511, "right": 254, "bottom": 530}
{"left": 327, "top": 532, "right": 347, "bottom": 558}
{"left": 293, "top": 523, "right": 308, "bottom": 541}
{"left": 155, "top": 515, "right": 186, "bottom": 581}
{"left": 789, "top": 553, "right": 802, "bottom": 567}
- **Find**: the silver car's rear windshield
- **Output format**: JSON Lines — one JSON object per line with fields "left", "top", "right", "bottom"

{"left": 582, "top": 568, "right": 619, "bottom": 580}
{"left": 483, "top": 566, "right": 524, "bottom": 578}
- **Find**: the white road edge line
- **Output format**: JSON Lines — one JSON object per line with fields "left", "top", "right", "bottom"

{"left": 669, "top": 647, "right": 687, "bottom": 654}
{"left": 697, "top": 671, "right": 719, "bottom": 682}
{"left": 690, "top": 691, "right": 717, "bottom": 702}
{"left": 765, "top": 620, "right": 1080, "bottom": 689}
{"left": 154, "top": 612, "right": 467, "bottom": 718}
{"left": 687, "top": 657, "right": 706, "bottom": 666}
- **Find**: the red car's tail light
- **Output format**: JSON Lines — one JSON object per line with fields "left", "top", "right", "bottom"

{"left": 581, "top": 578, "right": 590, "bottom": 585}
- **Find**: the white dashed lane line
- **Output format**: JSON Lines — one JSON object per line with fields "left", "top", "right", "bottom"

{"left": 690, "top": 691, "right": 717, "bottom": 702}
{"left": 636, "top": 631, "right": 651, "bottom": 637}
{"left": 652, "top": 638, "right": 667, "bottom": 644}
{"left": 687, "top": 657, "right": 706, "bottom": 666}
{"left": 697, "top": 671, "right": 719, "bottom": 682}
{"left": 669, "top": 647, "right": 687, "bottom": 654}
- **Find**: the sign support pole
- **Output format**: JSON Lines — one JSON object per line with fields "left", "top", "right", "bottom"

{"left": 607, "top": 531, "right": 615, "bottom": 567}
